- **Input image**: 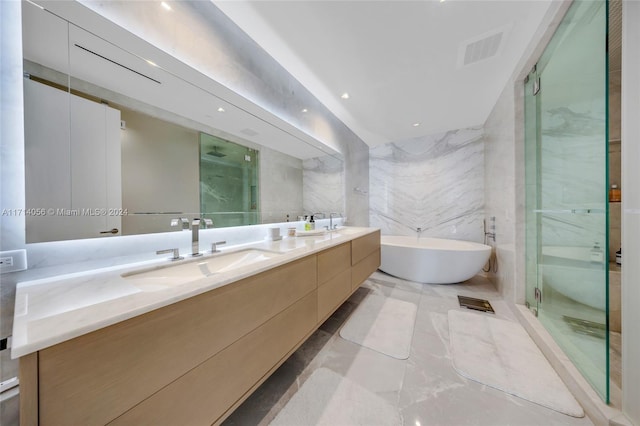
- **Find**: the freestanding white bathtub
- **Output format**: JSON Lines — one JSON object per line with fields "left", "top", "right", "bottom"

{"left": 379, "top": 235, "right": 491, "bottom": 284}
{"left": 541, "top": 246, "right": 607, "bottom": 310}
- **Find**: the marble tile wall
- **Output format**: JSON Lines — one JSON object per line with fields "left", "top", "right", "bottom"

{"left": 484, "top": 0, "right": 575, "bottom": 308}
{"left": 538, "top": 95, "right": 608, "bottom": 250}
{"left": 260, "top": 148, "right": 304, "bottom": 224}
{"left": 369, "top": 128, "right": 484, "bottom": 242}
{"left": 303, "top": 155, "right": 345, "bottom": 218}
{"left": 484, "top": 82, "right": 517, "bottom": 302}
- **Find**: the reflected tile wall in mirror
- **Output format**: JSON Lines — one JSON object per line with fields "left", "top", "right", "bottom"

{"left": 260, "top": 149, "right": 304, "bottom": 224}
{"left": 303, "top": 155, "right": 345, "bottom": 217}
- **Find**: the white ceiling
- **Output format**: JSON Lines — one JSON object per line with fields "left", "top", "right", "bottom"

{"left": 214, "top": 0, "right": 554, "bottom": 147}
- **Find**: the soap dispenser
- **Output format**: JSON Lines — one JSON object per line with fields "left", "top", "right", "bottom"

{"left": 309, "top": 215, "right": 316, "bottom": 230}
{"left": 304, "top": 216, "right": 311, "bottom": 231}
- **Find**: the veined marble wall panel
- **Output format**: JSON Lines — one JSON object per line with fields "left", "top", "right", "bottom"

{"left": 260, "top": 147, "right": 304, "bottom": 223}
{"left": 303, "top": 155, "right": 344, "bottom": 217}
{"left": 370, "top": 128, "right": 484, "bottom": 242}
{"left": 484, "top": 81, "right": 517, "bottom": 301}
{"left": 539, "top": 101, "right": 607, "bottom": 249}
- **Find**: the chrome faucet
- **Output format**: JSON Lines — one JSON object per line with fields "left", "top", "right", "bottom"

{"left": 191, "top": 218, "right": 202, "bottom": 257}
{"left": 170, "top": 217, "right": 190, "bottom": 230}
{"left": 329, "top": 212, "right": 342, "bottom": 230}
{"left": 211, "top": 240, "right": 226, "bottom": 253}
{"left": 156, "top": 248, "right": 183, "bottom": 261}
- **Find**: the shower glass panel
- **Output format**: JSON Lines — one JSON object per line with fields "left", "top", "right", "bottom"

{"left": 524, "top": 0, "right": 609, "bottom": 402}
{"left": 199, "top": 133, "right": 259, "bottom": 228}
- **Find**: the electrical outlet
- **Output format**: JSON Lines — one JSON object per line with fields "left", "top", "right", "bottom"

{"left": 0, "top": 249, "right": 27, "bottom": 273}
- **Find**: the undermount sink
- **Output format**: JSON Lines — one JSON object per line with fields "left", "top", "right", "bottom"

{"left": 331, "top": 227, "right": 361, "bottom": 235}
{"left": 122, "top": 248, "right": 283, "bottom": 291}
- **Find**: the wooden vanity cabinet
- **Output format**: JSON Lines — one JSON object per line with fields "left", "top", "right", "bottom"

{"left": 317, "top": 242, "right": 352, "bottom": 322}
{"left": 352, "top": 230, "right": 382, "bottom": 290}
{"left": 19, "top": 232, "right": 380, "bottom": 426}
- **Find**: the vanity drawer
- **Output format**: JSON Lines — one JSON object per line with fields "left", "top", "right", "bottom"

{"left": 109, "top": 291, "right": 318, "bottom": 426}
{"left": 318, "top": 268, "right": 352, "bottom": 323}
{"left": 37, "top": 256, "right": 317, "bottom": 426}
{"left": 352, "top": 249, "right": 381, "bottom": 290}
{"left": 351, "top": 230, "right": 381, "bottom": 265}
{"left": 317, "top": 242, "right": 351, "bottom": 284}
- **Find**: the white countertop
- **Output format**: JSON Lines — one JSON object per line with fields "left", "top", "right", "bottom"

{"left": 11, "top": 227, "right": 378, "bottom": 358}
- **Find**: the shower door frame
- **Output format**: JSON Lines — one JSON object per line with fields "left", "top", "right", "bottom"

{"left": 524, "top": 0, "right": 610, "bottom": 403}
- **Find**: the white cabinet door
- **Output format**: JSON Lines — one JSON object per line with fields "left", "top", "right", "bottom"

{"left": 24, "top": 79, "right": 121, "bottom": 242}
{"left": 69, "top": 95, "right": 122, "bottom": 239}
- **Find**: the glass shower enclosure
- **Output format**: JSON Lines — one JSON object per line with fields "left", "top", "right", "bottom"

{"left": 524, "top": 0, "right": 609, "bottom": 402}
{"left": 199, "top": 133, "right": 259, "bottom": 228}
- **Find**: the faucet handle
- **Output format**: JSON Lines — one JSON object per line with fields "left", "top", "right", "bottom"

{"left": 170, "top": 218, "right": 190, "bottom": 230}
{"left": 156, "top": 248, "right": 183, "bottom": 261}
{"left": 211, "top": 241, "right": 227, "bottom": 253}
{"left": 203, "top": 218, "right": 214, "bottom": 228}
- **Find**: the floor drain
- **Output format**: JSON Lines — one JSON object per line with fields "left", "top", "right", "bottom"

{"left": 458, "top": 295, "right": 495, "bottom": 313}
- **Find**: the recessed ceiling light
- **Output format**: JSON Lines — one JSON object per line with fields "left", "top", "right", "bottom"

{"left": 413, "top": 122, "right": 421, "bottom": 127}
{"left": 440, "top": 0, "right": 446, "bottom": 3}
{"left": 341, "top": 92, "right": 350, "bottom": 100}
{"left": 161, "top": 1, "right": 172, "bottom": 11}
{"left": 301, "top": 108, "right": 308, "bottom": 113}
{"left": 217, "top": 107, "right": 226, "bottom": 113}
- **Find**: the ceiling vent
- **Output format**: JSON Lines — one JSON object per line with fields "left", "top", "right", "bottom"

{"left": 458, "top": 27, "right": 507, "bottom": 67}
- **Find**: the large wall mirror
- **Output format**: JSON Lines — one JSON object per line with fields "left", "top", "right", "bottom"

{"left": 22, "top": 2, "right": 344, "bottom": 243}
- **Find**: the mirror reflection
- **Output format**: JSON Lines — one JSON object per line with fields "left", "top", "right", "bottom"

{"left": 199, "top": 134, "right": 260, "bottom": 229}
{"left": 22, "top": 2, "right": 344, "bottom": 243}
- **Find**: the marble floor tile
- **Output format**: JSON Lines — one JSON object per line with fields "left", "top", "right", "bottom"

{"left": 224, "top": 272, "right": 594, "bottom": 426}
{"left": 448, "top": 309, "right": 583, "bottom": 417}
{"left": 321, "top": 336, "right": 406, "bottom": 399}
{"left": 270, "top": 368, "right": 402, "bottom": 426}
